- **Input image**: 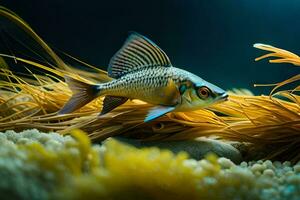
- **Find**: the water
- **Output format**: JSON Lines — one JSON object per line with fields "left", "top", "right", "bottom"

{"left": 2, "top": 0, "right": 300, "bottom": 94}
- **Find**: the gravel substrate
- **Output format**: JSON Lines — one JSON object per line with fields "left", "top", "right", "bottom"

{"left": 0, "top": 129, "right": 299, "bottom": 200}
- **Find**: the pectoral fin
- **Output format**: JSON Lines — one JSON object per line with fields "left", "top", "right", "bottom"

{"left": 100, "top": 96, "right": 128, "bottom": 115}
{"left": 144, "top": 106, "right": 175, "bottom": 122}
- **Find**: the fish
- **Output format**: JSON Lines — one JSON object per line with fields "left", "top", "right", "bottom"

{"left": 58, "top": 32, "right": 228, "bottom": 122}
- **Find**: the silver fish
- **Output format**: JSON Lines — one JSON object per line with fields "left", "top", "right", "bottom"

{"left": 59, "top": 32, "right": 228, "bottom": 122}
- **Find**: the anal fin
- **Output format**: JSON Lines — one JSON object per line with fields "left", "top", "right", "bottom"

{"left": 144, "top": 106, "right": 175, "bottom": 122}
{"left": 100, "top": 96, "right": 128, "bottom": 115}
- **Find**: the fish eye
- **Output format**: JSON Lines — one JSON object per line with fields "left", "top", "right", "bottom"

{"left": 197, "top": 86, "right": 210, "bottom": 99}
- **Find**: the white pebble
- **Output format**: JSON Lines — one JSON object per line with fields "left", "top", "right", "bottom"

{"left": 251, "top": 163, "right": 266, "bottom": 172}
{"left": 263, "top": 160, "right": 273, "bottom": 169}
{"left": 16, "top": 138, "right": 31, "bottom": 145}
{"left": 263, "top": 169, "right": 275, "bottom": 177}
{"left": 183, "top": 159, "right": 198, "bottom": 168}
{"left": 283, "top": 161, "right": 291, "bottom": 167}
{"left": 240, "top": 161, "right": 248, "bottom": 168}
{"left": 218, "top": 157, "right": 235, "bottom": 169}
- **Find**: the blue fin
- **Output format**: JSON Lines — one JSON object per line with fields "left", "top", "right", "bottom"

{"left": 144, "top": 106, "right": 175, "bottom": 122}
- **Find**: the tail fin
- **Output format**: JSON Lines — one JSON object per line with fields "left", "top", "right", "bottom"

{"left": 58, "top": 76, "right": 100, "bottom": 114}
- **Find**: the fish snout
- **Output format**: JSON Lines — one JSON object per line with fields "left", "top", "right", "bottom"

{"left": 216, "top": 91, "right": 228, "bottom": 102}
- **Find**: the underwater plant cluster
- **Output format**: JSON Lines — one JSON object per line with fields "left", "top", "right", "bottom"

{"left": 0, "top": 6, "right": 300, "bottom": 200}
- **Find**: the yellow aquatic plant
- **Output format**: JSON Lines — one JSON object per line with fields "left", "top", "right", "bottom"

{"left": 0, "top": 7, "right": 299, "bottom": 162}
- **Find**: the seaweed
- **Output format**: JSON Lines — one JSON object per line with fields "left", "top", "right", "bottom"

{"left": 0, "top": 7, "right": 299, "bottom": 162}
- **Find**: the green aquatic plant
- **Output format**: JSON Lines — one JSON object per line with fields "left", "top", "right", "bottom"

{"left": 0, "top": 129, "right": 300, "bottom": 200}
{"left": 0, "top": 6, "right": 299, "bottom": 162}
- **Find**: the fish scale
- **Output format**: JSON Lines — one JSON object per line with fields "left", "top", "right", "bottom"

{"left": 101, "top": 67, "right": 169, "bottom": 100}
{"left": 98, "top": 67, "right": 198, "bottom": 106}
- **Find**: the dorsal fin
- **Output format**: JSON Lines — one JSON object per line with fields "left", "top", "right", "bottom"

{"left": 108, "top": 32, "right": 172, "bottom": 78}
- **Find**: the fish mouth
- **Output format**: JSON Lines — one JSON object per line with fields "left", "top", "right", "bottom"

{"left": 216, "top": 93, "right": 229, "bottom": 103}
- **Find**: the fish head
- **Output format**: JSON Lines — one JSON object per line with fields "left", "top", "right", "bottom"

{"left": 176, "top": 75, "right": 228, "bottom": 111}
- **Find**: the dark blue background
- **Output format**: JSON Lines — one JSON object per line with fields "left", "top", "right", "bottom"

{"left": 1, "top": 0, "right": 300, "bottom": 94}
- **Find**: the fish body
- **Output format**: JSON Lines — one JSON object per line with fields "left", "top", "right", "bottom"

{"left": 59, "top": 32, "right": 228, "bottom": 122}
